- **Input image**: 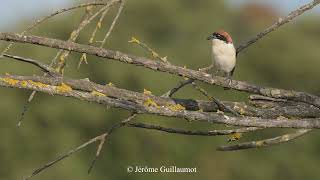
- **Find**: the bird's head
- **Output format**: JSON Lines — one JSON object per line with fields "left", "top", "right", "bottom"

{"left": 207, "top": 30, "right": 233, "bottom": 44}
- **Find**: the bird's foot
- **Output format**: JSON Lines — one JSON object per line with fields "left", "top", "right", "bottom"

{"left": 223, "top": 77, "right": 233, "bottom": 90}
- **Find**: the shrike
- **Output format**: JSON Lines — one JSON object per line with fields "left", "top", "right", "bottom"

{"left": 206, "top": 30, "right": 236, "bottom": 79}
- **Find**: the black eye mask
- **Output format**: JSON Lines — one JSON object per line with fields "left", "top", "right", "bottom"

{"left": 212, "top": 33, "right": 228, "bottom": 43}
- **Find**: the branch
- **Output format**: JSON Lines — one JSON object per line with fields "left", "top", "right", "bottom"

{"left": 126, "top": 122, "right": 260, "bottom": 136}
{"left": 99, "top": 0, "right": 126, "bottom": 47}
{"left": 161, "top": 79, "right": 193, "bottom": 98}
{"left": 2, "top": 74, "right": 320, "bottom": 118}
{"left": 190, "top": 81, "right": 240, "bottom": 116}
{"left": 1, "top": 74, "right": 320, "bottom": 129}
{"left": 236, "top": 0, "right": 320, "bottom": 54}
{"left": 0, "top": 0, "right": 120, "bottom": 55}
{"left": 16, "top": 1, "right": 121, "bottom": 126}
{"left": 1, "top": 33, "right": 320, "bottom": 108}
{"left": 53, "top": 1, "right": 118, "bottom": 72}
{"left": 23, "top": 114, "right": 136, "bottom": 180}
{"left": 217, "top": 129, "right": 311, "bottom": 151}
{"left": 2, "top": 54, "right": 59, "bottom": 77}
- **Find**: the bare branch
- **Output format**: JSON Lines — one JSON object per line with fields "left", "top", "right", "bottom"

{"left": 161, "top": 79, "right": 193, "bottom": 98}
{"left": 126, "top": 122, "right": 261, "bottom": 136}
{"left": 23, "top": 113, "right": 136, "bottom": 180}
{"left": 1, "top": 75, "right": 320, "bottom": 129}
{"left": 0, "top": 1, "right": 119, "bottom": 55}
{"left": 1, "top": 32, "right": 319, "bottom": 108}
{"left": 0, "top": 0, "right": 319, "bottom": 179}
{"left": 100, "top": 0, "right": 126, "bottom": 47}
{"left": 217, "top": 129, "right": 311, "bottom": 151}
{"left": 190, "top": 81, "right": 240, "bottom": 116}
{"left": 2, "top": 54, "right": 59, "bottom": 77}
{"left": 87, "top": 113, "right": 136, "bottom": 173}
{"left": 17, "top": 1, "right": 121, "bottom": 126}
{"left": 236, "top": 0, "right": 320, "bottom": 54}
{"left": 54, "top": 1, "right": 119, "bottom": 72}
{"left": 2, "top": 74, "right": 319, "bottom": 118}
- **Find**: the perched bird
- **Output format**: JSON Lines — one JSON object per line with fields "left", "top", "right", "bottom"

{"left": 206, "top": 30, "right": 236, "bottom": 79}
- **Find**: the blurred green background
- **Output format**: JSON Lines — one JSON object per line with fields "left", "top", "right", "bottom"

{"left": 1, "top": 0, "right": 320, "bottom": 180}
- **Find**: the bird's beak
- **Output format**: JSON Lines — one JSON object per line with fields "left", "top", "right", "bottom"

{"left": 206, "top": 34, "right": 215, "bottom": 40}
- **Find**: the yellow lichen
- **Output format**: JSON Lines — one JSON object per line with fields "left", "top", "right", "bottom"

{"left": 270, "top": 89, "right": 281, "bottom": 96}
{"left": 91, "top": 90, "right": 106, "bottom": 97}
{"left": 277, "top": 115, "right": 288, "bottom": 120}
{"left": 89, "top": 37, "right": 94, "bottom": 44}
{"left": 228, "top": 132, "right": 242, "bottom": 142}
{"left": 239, "top": 108, "right": 246, "bottom": 115}
{"left": 28, "top": 80, "right": 49, "bottom": 88}
{"left": 167, "top": 104, "right": 186, "bottom": 111}
{"left": 143, "top": 88, "right": 152, "bottom": 95}
{"left": 21, "top": 80, "right": 28, "bottom": 87}
{"left": 151, "top": 51, "right": 159, "bottom": 58}
{"left": 161, "top": 56, "right": 168, "bottom": 62}
{"left": 70, "top": 30, "right": 78, "bottom": 40}
{"left": 255, "top": 140, "right": 264, "bottom": 146}
{"left": 97, "top": 21, "right": 102, "bottom": 29}
{"left": 216, "top": 110, "right": 224, "bottom": 114}
{"left": 143, "top": 98, "right": 160, "bottom": 108}
{"left": 80, "top": 53, "right": 88, "bottom": 64}
{"left": 56, "top": 83, "right": 72, "bottom": 93}
{"left": 107, "top": 82, "right": 115, "bottom": 87}
{"left": 0, "top": 77, "right": 19, "bottom": 86}
{"left": 128, "top": 37, "right": 140, "bottom": 44}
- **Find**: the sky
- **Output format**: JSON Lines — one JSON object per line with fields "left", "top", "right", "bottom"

{"left": 0, "top": 0, "right": 319, "bottom": 31}
{"left": 0, "top": 0, "right": 71, "bottom": 31}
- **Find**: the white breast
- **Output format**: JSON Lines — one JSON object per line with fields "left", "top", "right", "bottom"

{"left": 211, "top": 39, "right": 236, "bottom": 73}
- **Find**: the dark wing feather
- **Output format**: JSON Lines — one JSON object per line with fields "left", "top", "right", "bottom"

{"left": 230, "top": 66, "right": 235, "bottom": 77}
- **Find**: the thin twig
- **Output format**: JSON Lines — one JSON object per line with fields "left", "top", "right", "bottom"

{"left": 78, "top": 7, "right": 111, "bottom": 68}
{"left": 217, "top": 129, "right": 311, "bottom": 151}
{"left": 23, "top": 133, "right": 104, "bottom": 180}
{"left": 161, "top": 79, "right": 194, "bottom": 98}
{"left": 87, "top": 113, "right": 136, "bottom": 173}
{"left": 100, "top": 0, "right": 126, "bottom": 47}
{"left": 23, "top": 114, "right": 136, "bottom": 180}
{"left": 190, "top": 81, "right": 240, "bottom": 116}
{"left": 2, "top": 54, "right": 59, "bottom": 77}
{"left": 126, "top": 122, "right": 261, "bottom": 136}
{"left": 17, "top": 1, "right": 119, "bottom": 126}
{"left": 54, "top": 1, "right": 118, "bottom": 72}
{"left": 236, "top": 0, "right": 320, "bottom": 54}
{"left": 0, "top": 1, "right": 114, "bottom": 55}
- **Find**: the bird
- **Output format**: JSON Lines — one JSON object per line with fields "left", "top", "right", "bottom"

{"left": 206, "top": 30, "right": 236, "bottom": 79}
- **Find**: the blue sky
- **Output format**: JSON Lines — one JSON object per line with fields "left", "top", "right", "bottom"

{"left": 0, "top": 0, "right": 71, "bottom": 31}
{"left": 0, "top": 0, "right": 319, "bottom": 31}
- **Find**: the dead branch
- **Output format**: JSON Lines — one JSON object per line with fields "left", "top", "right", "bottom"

{"left": 217, "top": 129, "right": 311, "bottom": 151}
{"left": 1, "top": 33, "right": 320, "bottom": 108}
{"left": 236, "top": 0, "right": 320, "bottom": 54}
{"left": 1, "top": 74, "right": 320, "bottom": 129}
{"left": 0, "top": 1, "right": 319, "bottom": 179}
